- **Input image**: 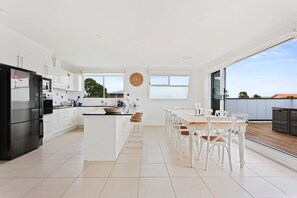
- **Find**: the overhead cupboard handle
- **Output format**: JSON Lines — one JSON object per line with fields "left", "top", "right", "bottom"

{"left": 20, "top": 56, "right": 24, "bottom": 68}
{"left": 17, "top": 55, "right": 20, "bottom": 67}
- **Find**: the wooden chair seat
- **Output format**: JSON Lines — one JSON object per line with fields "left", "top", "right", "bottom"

{"left": 181, "top": 131, "right": 198, "bottom": 136}
{"left": 201, "top": 135, "right": 224, "bottom": 142}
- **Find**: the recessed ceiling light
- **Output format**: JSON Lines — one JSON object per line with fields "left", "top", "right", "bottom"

{"left": 182, "top": 56, "right": 192, "bottom": 60}
{"left": 96, "top": 34, "right": 102, "bottom": 38}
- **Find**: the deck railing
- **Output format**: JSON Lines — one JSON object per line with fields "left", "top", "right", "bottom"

{"left": 225, "top": 98, "right": 297, "bottom": 120}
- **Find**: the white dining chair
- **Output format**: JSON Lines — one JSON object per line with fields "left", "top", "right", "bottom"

{"left": 231, "top": 112, "right": 248, "bottom": 122}
{"left": 204, "top": 109, "right": 213, "bottom": 116}
{"left": 173, "top": 106, "right": 185, "bottom": 110}
{"left": 174, "top": 115, "right": 200, "bottom": 160}
{"left": 215, "top": 110, "right": 228, "bottom": 117}
{"left": 198, "top": 117, "right": 236, "bottom": 171}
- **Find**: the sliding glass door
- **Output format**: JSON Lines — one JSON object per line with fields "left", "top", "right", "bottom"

{"left": 211, "top": 69, "right": 226, "bottom": 113}
{"left": 211, "top": 71, "right": 221, "bottom": 113}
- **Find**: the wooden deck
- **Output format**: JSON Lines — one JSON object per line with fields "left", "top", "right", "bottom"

{"left": 246, "top": 122, "right": 297, "bottom": 157}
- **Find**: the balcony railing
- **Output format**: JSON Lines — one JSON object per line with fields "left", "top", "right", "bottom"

{"left": 225, "top": 98, "right": 297, "bottom": 120}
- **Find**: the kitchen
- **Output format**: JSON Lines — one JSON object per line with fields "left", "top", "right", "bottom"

{"left": 1, "top": 1, "right": 297, "bottom": 197}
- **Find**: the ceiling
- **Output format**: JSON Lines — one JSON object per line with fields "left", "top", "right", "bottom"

{"left": 0, "top": 0, "right": 296, "bottom": 69}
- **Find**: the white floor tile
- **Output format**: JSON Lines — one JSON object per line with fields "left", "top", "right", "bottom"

{"left": 234, "top": 177, "right": 289, "bottom": 197}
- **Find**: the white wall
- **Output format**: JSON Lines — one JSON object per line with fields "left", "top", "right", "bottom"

{"left": 124, "top": 67, "right": 203, "bottom": 126}
{"left": 79, "top": 67, "right": 204, "bottom": 125}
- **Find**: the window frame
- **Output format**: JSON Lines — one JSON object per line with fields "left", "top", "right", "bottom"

{"left": 149, "top": 74, "right": 191, "bottom": 100}
{"left": 83, "top": 73, "right": 124, "bottom": 99}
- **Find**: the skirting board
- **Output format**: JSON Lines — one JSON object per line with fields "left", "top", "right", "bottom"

{"left": 244, "top": 139, "right": 297, "bottom": 172}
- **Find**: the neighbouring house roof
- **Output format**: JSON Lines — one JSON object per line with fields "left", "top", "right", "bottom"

{"left": 108, "top": 90, "right": 124, "bottom": 95}
{"left": 271, "top": 94, "right": 297, "bottom": 98}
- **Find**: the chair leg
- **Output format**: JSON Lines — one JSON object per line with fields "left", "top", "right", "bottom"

{"left": 218, "top": 146, "right": 221, "bottom": 162}
{"left": 179, "top": 136, "right": 183, "bottom": 160}
{"left": 227, "top": 146, "right": 233, "bottom": 171}
{"left": 222, "top": 145, "right": 225, "bottom": 164}
{"left": 198, "top": 141, "right": 204, "bottom": 159}
{"left": 195, "top": 139, "right": 200, "bottom": 160}
{"left": 205, "top": 142, "right": 210, "bottom": 171}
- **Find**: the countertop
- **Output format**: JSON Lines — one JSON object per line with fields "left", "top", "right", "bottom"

{"left": 53, "top": 105, "right": 114, "bottom": 109}
{"left": 83, "top": 108, "right": 134, "bottom": 116}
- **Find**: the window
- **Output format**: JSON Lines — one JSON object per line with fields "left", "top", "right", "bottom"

{"left": 149, "top": 75, "right": 190, "bottom": 99}
{"left": 84, "top": 74, "right": 124, "bottom": 98}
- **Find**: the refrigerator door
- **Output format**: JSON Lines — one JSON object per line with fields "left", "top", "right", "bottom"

{"left": 10, "top": 69, "right": 42, "bottom": 124}
{"left": 8, "top": 119, "right": 43, "bottom": 159}
{"left": 0, "top": 65, "right": 10, "bottom": 159}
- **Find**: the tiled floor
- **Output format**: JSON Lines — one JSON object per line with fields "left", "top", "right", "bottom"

{"left": 1, "top": 127, "right": 297, "bottom": 198}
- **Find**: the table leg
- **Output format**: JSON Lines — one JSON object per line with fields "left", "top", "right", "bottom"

{"left": 189, "top": 129, "right": 194, "bottom": 168}
{"left": 238, "top": 126, "right": 246, "bottom": 168}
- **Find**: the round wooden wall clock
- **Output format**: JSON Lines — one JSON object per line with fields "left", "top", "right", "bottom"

{"left": 129, "top": 72, "right": 143, "bottom": 87}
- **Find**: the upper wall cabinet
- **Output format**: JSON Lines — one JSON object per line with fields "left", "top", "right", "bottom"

{"left": 0, "top": 27, "right": 21, "bottom": 66}
{"left": 70, "top": 73, "right": 82, "bottom": 91}
{"left": 0, "top": 25, "right": 53, "bottom": 74}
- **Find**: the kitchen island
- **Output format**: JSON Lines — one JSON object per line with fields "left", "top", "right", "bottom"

{"left": 83, "top": 110, "right": 133, "bottom": 161}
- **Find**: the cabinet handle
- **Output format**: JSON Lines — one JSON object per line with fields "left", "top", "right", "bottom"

{"left": 17, "top": 55, "right": 20, "bottom": 67}
{"left": 20, "top": 56, "right": 24, "bottom": 68}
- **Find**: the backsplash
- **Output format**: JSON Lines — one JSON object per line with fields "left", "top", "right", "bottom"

{"left": 51, "top": 89, "right": 82, "bottom": 106}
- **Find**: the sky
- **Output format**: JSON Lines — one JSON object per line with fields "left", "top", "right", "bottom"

{"left": 226, "top": 39, "right": 297, "bottom": 98}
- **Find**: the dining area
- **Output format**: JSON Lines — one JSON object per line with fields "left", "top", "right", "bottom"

{"left": 164, "top": 107, "right": 248, "bottom": 171}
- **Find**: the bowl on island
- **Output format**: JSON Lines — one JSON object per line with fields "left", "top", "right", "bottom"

{"left": 103, "top": 106, "right": 124, "bottom": 113}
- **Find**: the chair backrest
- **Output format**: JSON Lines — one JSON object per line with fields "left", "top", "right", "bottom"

{"left": 231, "top": 112, "right": 248, "bottom": 122}
{"left": 215, "top": 110, "right": 228, "bottom": 117}
{"left": 173, "top": 106, "right": 185, "bottom": 110}
{"left": 206, "top": 117, "right": 236, "bottom": 143}
{"left": 204, "top": 109, "right": 213, "bottom": 116}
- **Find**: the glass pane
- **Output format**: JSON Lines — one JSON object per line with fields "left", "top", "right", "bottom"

{"left": 150, "top": 87, "right": 189, "bottom": 99}
{"left": 170, "top": 76, "right": 189, "bottom": 85}
{"left": 105, "top": 76, "right": 124, "bottom": 98}
{"left": 150, "top": 76, "right": 169, "bottom": 85}
{"left": 84, "top": 76, "right": 104, "bottom": 98}
{"left": 211, "top": 71, "right": 220, "bottom": 112}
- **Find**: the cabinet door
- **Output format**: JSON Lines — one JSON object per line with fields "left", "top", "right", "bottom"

{"left": 0, "top": 26, "right": 20, "bottom": 66}
{"left": 43, "top": 114, "right": 53, "bottom": 139}
{"left": 76, "top": 108, "right": 84, "bottom": 126}
{"left": 71, "top": 73, "right": 82, "bottom": 91}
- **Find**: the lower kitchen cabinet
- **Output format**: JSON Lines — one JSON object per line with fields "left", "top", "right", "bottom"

{"left": 77, "top": 107, "right": 104, "bottom": 127}
{"left": 43, "top": 108, "right": 77, "bottom": 140}
{"left": 44, "top": 107, "right": 104, "bottom": 140}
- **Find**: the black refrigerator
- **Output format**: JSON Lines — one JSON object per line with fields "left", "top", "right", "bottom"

{"left": 0, "top": 63, "right": 43, "bottom": 160}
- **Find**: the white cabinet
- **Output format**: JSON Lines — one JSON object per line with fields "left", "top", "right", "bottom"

{"left": 0, "top": 25, "right": 53, "bottom": 72}
{"left": 77, "top": 107, "right": 103, "bottom": 126}
{"left": 44, "top": 108, "right": 77, "bottom": 140}
{"left": 43, "top": 110, "right": 59, "bottom": 140}
{"left": 44, "top": 114, "right": 53, "bottom": 140}
{"left": 53, "top": 69, "right": 71, "bottom": 90}
{"left": 0, "top": 26, "right": 21, "bottom": 66}
{"left": 70, "top": 73, "right": 82, "bottom": 91}
{"left": 59, "top": 108, "right": 77, "bottom": 131}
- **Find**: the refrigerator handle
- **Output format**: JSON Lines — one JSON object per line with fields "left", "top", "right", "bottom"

{"left": 39, "top": 120, "right": 44, "bottom": 138}
{"left": 39, "top": 76, "right": 43, "bottom": 118}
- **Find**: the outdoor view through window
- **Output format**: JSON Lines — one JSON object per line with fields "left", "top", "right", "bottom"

{"left": 84, "top": 74, "right": 124, "bottom": 98}
{"left": 226, "top": 39, "right": 297, "bottom": 99}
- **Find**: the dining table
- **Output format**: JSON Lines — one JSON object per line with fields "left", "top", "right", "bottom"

{"left": 166, "top": 109, "right": 248, "bottom": 168}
